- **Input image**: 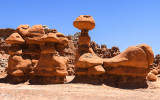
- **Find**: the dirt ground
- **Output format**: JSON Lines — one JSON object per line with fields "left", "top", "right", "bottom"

{"left": 0, "top": 74, "right": 159, "bottom": 100}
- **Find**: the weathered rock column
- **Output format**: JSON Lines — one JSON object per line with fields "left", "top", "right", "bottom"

{"left": 29, "top": 32, "right": 69, "bottom": 84}
{"left": 5, "top": 32, "right": 32, "bottom": 83}
{"left": 71, "top": 15, "right": 105, "bottom": 84}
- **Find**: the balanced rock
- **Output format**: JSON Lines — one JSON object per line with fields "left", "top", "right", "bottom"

{"left": 72, "top": 15, "right": 105, "bottom": 84}
{"left": 73, "top": 15, "right": 95, "bottom": 30}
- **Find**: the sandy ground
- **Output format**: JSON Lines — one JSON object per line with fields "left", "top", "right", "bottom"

{"left": 0, "top": 75, "right": 159, "bottom": 100}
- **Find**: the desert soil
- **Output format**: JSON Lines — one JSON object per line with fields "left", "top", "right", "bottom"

{"left": 0, "top": 74, "right": 159, "bottom": 100}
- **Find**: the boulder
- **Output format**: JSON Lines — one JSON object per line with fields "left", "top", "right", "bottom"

{"left": 73, "top": 15, "right": 95, "bottom": 30}
{"left": 151, "top": 69, "right": 158, "bottom": 75}
{"left": 147, "top": 73, "right": 157, "bottom": 81}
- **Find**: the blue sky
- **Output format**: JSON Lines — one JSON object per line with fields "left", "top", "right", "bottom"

{"left": 0, "top": 0, "right": 160, "bottom": 55}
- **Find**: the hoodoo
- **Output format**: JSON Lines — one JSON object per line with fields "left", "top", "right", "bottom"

{"left": 72, "top": 15, "right": 154, "bottom": 88}
{"left": 72, "top": 15, "right": 105, "bottom": 84}
{"left": 5, "top": 24, "right": 70, "bottom": 84}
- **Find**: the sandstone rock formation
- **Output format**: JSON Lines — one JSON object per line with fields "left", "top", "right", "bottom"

{"left": 71, "top": 15, "right": 154, "bottom": 88}
{"left": 71, "top": 15, "right": 106, "bottom": 84}
{"left": 5, "top": 24, "right": 70, "bottom": 84}
{"left": 5, "top": 29, "right": 30, "bottom": 83}
{"left": 30, "top": 31, "right": 69, "bottom": 84}
{"left": 103, "top": 44, "right": 154, "bottom": 88}
{"left": 67, "top": 32, "right": 121, "bottom": 75}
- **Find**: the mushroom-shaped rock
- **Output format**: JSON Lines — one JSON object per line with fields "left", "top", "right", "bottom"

{"left": 147, "top": 73, "right": 157, "bottom": 81}
{"left": 75, "top": 53, "right": 103, "bottom": 68}
{"left": 73, "top": 15, "right": 95, "bottom": 30}
{"left": 16, "top": 24, "right": 30, "bottom": 38}
{"left": 6, "top": 32, "right": 25, "bottom": 44}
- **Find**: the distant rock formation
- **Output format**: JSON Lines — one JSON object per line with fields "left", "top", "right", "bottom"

{"left": 147, "top": 54, "right": 160, "bottom": 82}
{"left": 0, "top": 28, "right": 15, "bottom": 54}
